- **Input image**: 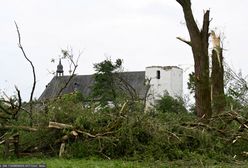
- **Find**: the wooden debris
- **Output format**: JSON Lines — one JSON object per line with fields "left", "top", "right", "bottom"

{"left": 3, "top": 125, "right": 37, "bottom": 132}
{"left": 71, "top": 130, "right": 78, "bottom": 136}
{"left": 59, "top": 142, "right": 66, "bottom": 157}
{"left": 48, "top": 121, "right": 73, "bottom": 129}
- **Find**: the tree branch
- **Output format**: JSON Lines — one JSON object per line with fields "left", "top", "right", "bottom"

{"left": 176, "top": 37, "right": 192, "bottom": 46}
{"left": 57, "top": 49, "right": 81, "bottom": 97}
{"left": 15, "top": 21, "right": 36, "bottom": 126}
{"left": 176, "top": 0, "right": 200, "bottom": 43}
{"left": 12, "top": 86, "right": 22, "bottom": 119}
{"left": 15, "top": 22, "right": 36, "bottom": 104}
{"left": 176, "top": 0, "right": 191, "bottom": 7}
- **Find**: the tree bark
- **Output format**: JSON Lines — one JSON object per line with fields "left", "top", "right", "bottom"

{"left": 176, "top": 0, "right": 212, "bottom": 120}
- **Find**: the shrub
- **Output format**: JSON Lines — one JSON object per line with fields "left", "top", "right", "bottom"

{"left": 6, "top": 94, "right": 248, "bottom": 163}
{"left": 155, "top": 94, "right": 187, "bottom": 114}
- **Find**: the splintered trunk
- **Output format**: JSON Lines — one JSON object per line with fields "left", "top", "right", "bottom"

{"left": 211, "top": 32, "right": 225, "bottom": 113}
{"left": 176, "top": 0, "right": 212, "bottom": 120}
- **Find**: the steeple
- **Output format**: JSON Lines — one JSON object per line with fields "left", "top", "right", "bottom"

{"left": 56, "top": 59, "right": 64, "bottom": 76}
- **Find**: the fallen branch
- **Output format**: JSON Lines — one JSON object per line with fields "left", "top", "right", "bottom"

{"left": 49, "top": 121, "right": 116, "bottom": 139}
{"left": 182, "top": 122, "right": 226, "bottom": 135}
{"left": 59, "top": 142, "right": 66, "bottom": 157}
{"left": 0, "top": 140, "right": 5, "bottom": 145}
{"left": 48, "top": 121, "right": 73, "bottom": 129}
{"left": 3, "top": 125, "right": 38, "bottom": 132}
{"left": 76, "top": 130, "right": 96, "bottom": 138}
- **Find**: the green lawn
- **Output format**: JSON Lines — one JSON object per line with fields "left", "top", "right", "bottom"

{"left": 1, "top": 158, "right": 248, "bottom": 168}
{"left": 0, "top": 158, "right": 159, "bottom": 168}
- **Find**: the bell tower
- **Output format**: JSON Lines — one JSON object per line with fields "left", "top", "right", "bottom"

{"left": 145, "top": 66, "right": 183, "bottom": 108}
{"left": 56, "top": 59, "right": 64, "bottom": 76}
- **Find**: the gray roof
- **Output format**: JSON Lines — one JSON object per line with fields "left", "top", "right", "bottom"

{"left": 39, "top": 71, "right": 147, "bottom": 101}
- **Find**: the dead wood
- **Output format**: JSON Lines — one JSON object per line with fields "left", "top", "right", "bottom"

{"left": 182, "top": 122, "right": 226, "bottom": 136}
{"left": 0, "top": 87, "right": 22, "bottom": 120}
{"left": 3, "top": 125, "right": 38, "bottom": 132}
{"left": 15, "top": 22, "right": 36, "bottom": 126}
{"left": 48, "top": 121, "right": 73, "bottom": 129}
{"left": 59, "top": 142, "right": 66, "bottom": 157}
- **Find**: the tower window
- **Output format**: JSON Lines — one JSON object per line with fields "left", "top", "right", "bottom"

{"left": 156, "top": 70, "right": 160, "bottom": 79}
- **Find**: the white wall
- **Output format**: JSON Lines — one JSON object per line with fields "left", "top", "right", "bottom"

{"left": 145, "top": 66, "right": 183, "bottom": 107}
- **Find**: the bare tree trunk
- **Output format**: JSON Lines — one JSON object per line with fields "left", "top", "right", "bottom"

{"left": 211, "top": 31, "right": 225, "bottom": 113}
{"left": 176, "top": 0, "right": 212, "bottom": 120}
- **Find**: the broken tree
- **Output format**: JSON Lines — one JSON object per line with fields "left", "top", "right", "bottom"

{"left": 210, "top": 31, "right": 225, "bottom": 114}
{"left": 176, "top": 0, "right": 212, "bottom": 120}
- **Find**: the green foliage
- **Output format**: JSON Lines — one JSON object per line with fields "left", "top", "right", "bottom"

{"left": 187, "top": 72, "right": 196, "bottom": 95}
{"left": 4, "top": 89, "right": 248, "bottom": 163}
{"left": 155, "top": 93, "right": 188, "bottom": 114}
{"left": 62, "top": 91, "right": 84, "bottom": 104}
{"left": 46, "top": 93, "right": 84, "bottom": 123}
{"left": 224, "top": 68, "right": 248, "bottom": 110}
{"left": 91, "top": 58, "right": 123, "bottom": 106}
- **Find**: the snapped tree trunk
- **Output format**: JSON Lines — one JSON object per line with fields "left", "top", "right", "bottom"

{"left": 176, "top": 0, "right": 212, "bottom": 120}
{"left": 211, "top": 31, "right": 225, "bottom": 113}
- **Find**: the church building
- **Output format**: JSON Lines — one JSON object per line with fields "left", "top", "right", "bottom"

{"left": 39, "top": 61, "right": 183, "bottom": 107}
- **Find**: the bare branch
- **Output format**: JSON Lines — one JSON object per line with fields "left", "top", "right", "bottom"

{"left": 12, "top": 86, "right": 22, "bottom": 119}
{"left": 116, "top": 74, "right": 138, "bottom": 101}
{"left": 0, "top": 87, "right": 22, "bottom": 120}
{"left": 3, "top": 125, "right": 38, "bottom": 132}
{"left": 57, "top": 49, "right": 81, "bottom": 97}
{"left": 48, "top": 121, "right": 73, "bottom": 129}
{"left": 15, "top": 22, "right": 36, "bottom": 104}
{"left": 15, "top": 21, "right": 36, "bottom": 126}
{"left": 176, "top": 37, "right": 192, "bottom": 46}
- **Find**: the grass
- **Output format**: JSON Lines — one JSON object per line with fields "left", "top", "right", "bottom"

{"left": 0, "top": 158, "right": 158, "bottom": 168}
{"left": 1, "top": 158, "right": 248, "bottom": 168}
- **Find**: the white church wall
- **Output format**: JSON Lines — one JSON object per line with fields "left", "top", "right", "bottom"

{"left": 145, "top": 66, "right": 183, "bottom": 108}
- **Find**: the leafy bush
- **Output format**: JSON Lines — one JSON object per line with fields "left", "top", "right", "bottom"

{"left": 4, "top": 92, "right": 248, "bottom": 163}
{"left": 155, "top": 94, "right": 187, "bottom": 114}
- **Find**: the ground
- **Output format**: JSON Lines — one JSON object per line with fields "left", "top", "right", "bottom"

{"left": 1, "top": 158, "right": 248, "bottom": 168}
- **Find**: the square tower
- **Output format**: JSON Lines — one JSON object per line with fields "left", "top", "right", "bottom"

{"left": 145, "top": 66, "right": 183, "bottom": 107}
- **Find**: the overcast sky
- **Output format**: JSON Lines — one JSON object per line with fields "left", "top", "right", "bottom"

{"left": 1, "top": 0, "right": 248, "bottom": 100}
